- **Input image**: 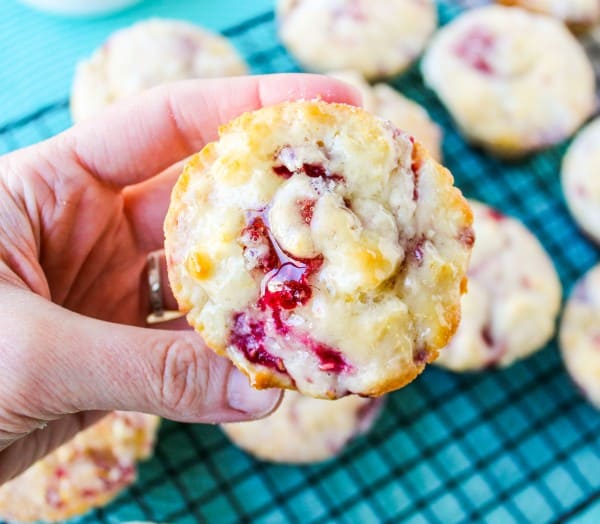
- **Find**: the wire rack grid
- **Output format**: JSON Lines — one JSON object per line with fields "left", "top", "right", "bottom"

{"left": 1, "top": 1, "right": 600, "bottom": 523}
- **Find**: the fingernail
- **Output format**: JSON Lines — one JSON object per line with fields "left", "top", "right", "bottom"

{"left": 227, "top": 367, "right": 281, "bottom": 417}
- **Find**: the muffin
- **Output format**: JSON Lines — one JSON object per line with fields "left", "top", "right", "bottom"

{"left": 222, "top": 392, "right": 384, "bottom": 463}
{"left": 435, "top": 201, "right": 561, "bottom": 371}
{"left": 422, "top": 6, "right": 595, "bottom": 157}
{"left": 71, "top": 19, "right": 248, "bottom": 122}
{"left": 164, "top": 100, "right": 473, "bottom": 399}
{"left": 560, "top": 264, "right": 600, "bottom": 409}
{"left": 0, "top": 412, "right": 160, "bottom": 522}
{"left": 277, "top": 0, "right": 437, "bottom": 79}
{"left": 562, "top": 117, "right": 600, "bottom": 245}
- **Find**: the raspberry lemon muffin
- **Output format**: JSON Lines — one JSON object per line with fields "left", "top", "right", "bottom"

{"left": 164, "top": 100, "right": 473, "bottom": 399}
{"left": 562, "top": 117, "right": 600, "bottom": 245}
{"left": 421, "top": 6, "right": 595, "bottom": 157}
{"left": 330, "top": 71, "right": 442, "bottom": 160}
{"left": 435, "top": 201, "right": 562, "bottom": 371}
{"left": 71, "top": 19, "right": 248, "bottom": 122}
{"left": 560, "top": 264, "right": 600, "bottom": 408}
{"left": 0, "top": 412, "right": 159, "bottom": 523}
{"left": 277, "top": 0, "right": 437, "bottom": 79}
{"left": 222, "top": 392, "right": 384, "bottom": 463}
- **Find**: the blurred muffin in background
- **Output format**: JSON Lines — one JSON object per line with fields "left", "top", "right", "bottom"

{"left": 422, "top": 6, "right": 596, "bottom": 157}
{"left": 560, "top": 264, "right": 600, "bottom": 410}
{"left": 329, "top": 70, "right": 442, "bottom": 160}
{"left": 277, "top": 0, "right": 437, "bottom": 79}
{"left": 0, "top": 412, "right": 160, "bottom": 523}
{"left": 435, "top": 200, "right": 562, "bottom": 372}
{"left": 498, "top": 0, "right": 600, "bottom": 31}
{"left": 71, "top": 18, "right": 248, "bottom": 122}
{"left": 222, "top": 392, "right": 385, "bottom": 463}
{"left": 562, "top": 117, "right": 600, "bottom": 245}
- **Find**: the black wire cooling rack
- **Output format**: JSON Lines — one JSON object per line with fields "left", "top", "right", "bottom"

{"left": 1, "top": 1, "right": 600, "bottom": 523}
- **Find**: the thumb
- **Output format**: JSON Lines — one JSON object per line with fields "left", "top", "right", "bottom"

{"left": 4, "top": 289, "right": 282, "bottom": 424}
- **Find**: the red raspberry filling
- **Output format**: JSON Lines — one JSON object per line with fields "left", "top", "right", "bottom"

{"left": 260, "top": 260, "right": 320, "bottom": 311}
{"left": 232, "top": 204, "right": 354, "bottom": 377}
{"left": 412, "top": 172, "right": 420, "bottom": 201}
{"left": 481, "top": 325, "right": 508, "bottom": 367}
{"left": 298, "top": 198, "right": 316, "bottom": 223}
{"left": 309, "top": 339, "right": 352, "bottom": 373}
{"left": 81, "top": 488, "right": 99, "bottom": 498}
{"left": 272, "top": 165, "right": 294, "bottom": 178}
{"left": 240, "top": 216, "right": 279, "bottom": 272}
{"left": 54, "top": 467, "right": 68, "bottom": 479}
{"left": 459, "top": 226, "right": 475, "bottom": 247}
{"left": 242, "top": 210, "right": 323, "bottom": 311}
{"left": 272, "top": 161, "right": 344, "bottom": 183}
{"left": 454, "top": 27, "right": 496, "bottom": 74}
{"left": 413, "top": 346, "right": 428, "bottom": 365}
{"left": 303, "top": 163, "right": 341, "bottom": 181}
{"left": 487, "top": 208, "right": 505, "bottom": 221}
{"left": 230, "top": 312, "right": 287, "bottom": 373}
{"left": 408, "top": 236, "right": 427, "bottom": 266}
{"left": 481, "top": 324, "right": 494, "bottom": 347}
{"left": 302, "top": 163, "right": 326, "bottom": 178}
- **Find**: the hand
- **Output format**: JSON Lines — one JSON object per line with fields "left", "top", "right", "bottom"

{"left": 0, "top": 74, "right": 360, "bottom": 483}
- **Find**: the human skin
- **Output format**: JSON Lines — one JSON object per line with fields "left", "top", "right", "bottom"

{"left": 0, "top": 74, "right": 360, "bottom": 484}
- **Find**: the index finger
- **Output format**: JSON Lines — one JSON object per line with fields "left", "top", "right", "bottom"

{"left": 58, "top": 74, "right": 362, "bottom": 188}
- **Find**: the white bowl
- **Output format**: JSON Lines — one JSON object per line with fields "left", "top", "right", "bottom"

{"left": 18, "top": 0, "right": 142, "bottom": 16}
